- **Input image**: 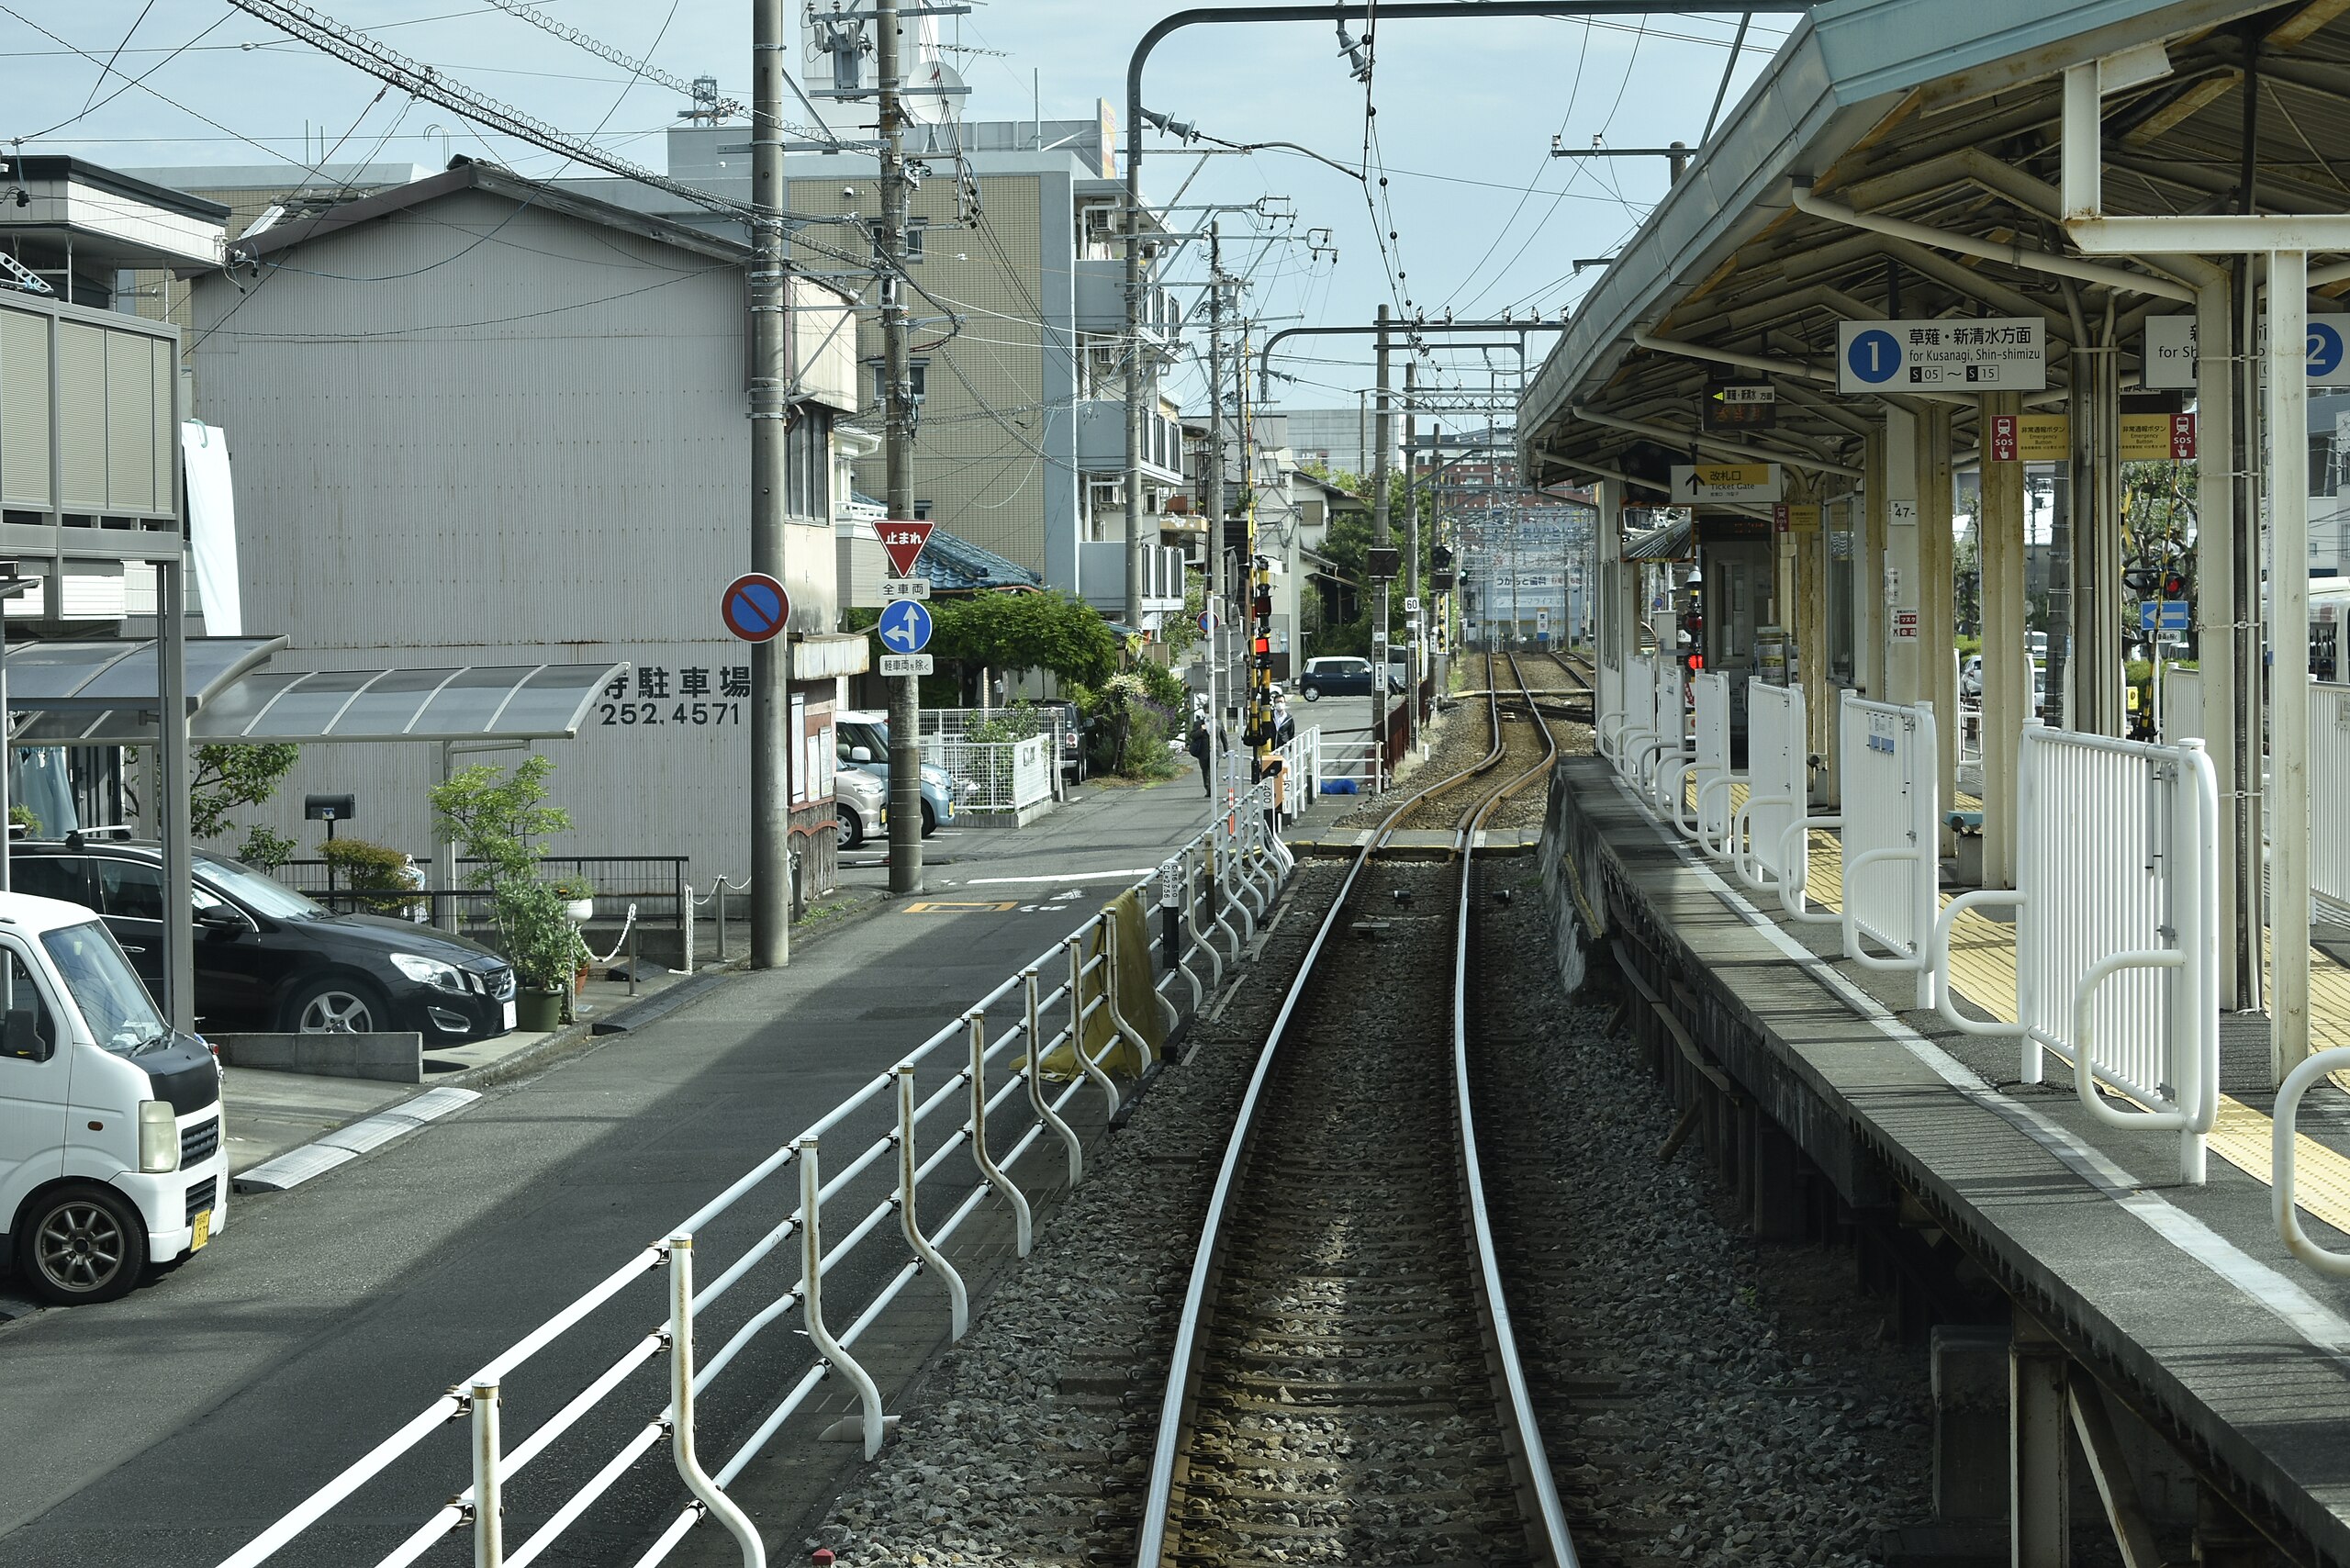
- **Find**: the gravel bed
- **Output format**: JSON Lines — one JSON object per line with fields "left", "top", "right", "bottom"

{"left": 797, "top": 862, "right": 1348, "bottom": 1567}
{"left": 1475, "top": 861, "right": 1932, "bottom": 1567}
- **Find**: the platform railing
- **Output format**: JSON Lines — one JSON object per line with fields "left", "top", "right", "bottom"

{"left": 1838, "top": 694, "right": 1941, "bottom": 1009}
{"left": 1642, "top": 655, "right": 1686, "bottom": 813}
{"left": 1595, "top": 655, "right": 1626, "bottom": 762}
{"left": 2275, "top": 1046, "right": 2350, "bottom": 1271}
{"left": 2311, "top": 683, "right": 2350, "bottom": 908}
{"left": 2158, "top": 665, "right": 2202, "bottom": 745}
{"left": 1678, "top": 671, "right": 1736, "bottom": 848}
{"left": 1617, "top": 651, "right": 1658, "bottom": 790}
{"left": 1930, "top": 726, "right": 2219, "bottom": 1184}
{"left": 1730, "top": 682, "right": 1810, "bottom": 895}
{"left": 212, "top": 778, "right": 1295, "bottom": 1568}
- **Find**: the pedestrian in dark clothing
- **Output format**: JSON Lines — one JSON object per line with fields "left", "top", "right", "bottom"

{"left": 1188, "top": 718, "right": 1212, "bottom": 797}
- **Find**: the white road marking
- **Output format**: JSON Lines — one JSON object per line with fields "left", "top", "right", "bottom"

{"left": 962, "top": 868, "right": 1156, "bottom": 886}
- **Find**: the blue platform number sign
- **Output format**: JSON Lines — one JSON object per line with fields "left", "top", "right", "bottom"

{"left": 1846, "top": 329, "right": 1903, "bottom": 386}
{"left": 2311, "top": 320, "right": 2346, "bottom": 380}
{"left": 877, "top": 599, "right": 934, "bottom": 656}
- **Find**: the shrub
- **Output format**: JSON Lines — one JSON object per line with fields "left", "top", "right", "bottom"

{"left": 320, "top": 835, "right": 424, "bottom": 917}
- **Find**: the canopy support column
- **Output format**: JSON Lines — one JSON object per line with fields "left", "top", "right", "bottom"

{"left": 2193, "top": 272, "right": 2244, "bottom": 1007}
{"left": 1980, "top": 390, "right": 2027, "bottom": 890}
{"left": 2071, "top": 330, "right": 2124, "bottom": 736}
{"left": 1916, "top": 400, "right": 1957, "bottom": 846}
{"left": 1861, "top": 427, "right": 1888, "bottom": 700}
{"left": 2271, "top": 248, "right": 2311, "bottom": 1083}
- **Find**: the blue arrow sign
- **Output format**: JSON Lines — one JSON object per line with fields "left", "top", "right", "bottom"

{"left": 2139, "top": 599, "right": 2191, "bottom": 632}
{"left": 877, "top": 598, "right": 934, "bottom": 655}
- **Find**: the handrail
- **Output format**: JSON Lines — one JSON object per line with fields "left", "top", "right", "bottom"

{"left": 2275, "top": 1047, "right": 2350, "bottom": 1275}
{"left": 216, "top": 774, "right": 1299, "bottom": 1568}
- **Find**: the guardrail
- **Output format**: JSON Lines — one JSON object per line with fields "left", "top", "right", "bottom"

{"left": 213, "top": 778, "right": 1298, "bottom": 1568}
{"left": 1838, "top": 695, "right": 1941, "bottom": 1008}
{"left": 1616, "top": 651, "right": 1657, "bottom": 787}
{"left": 2275, "top": 1045, "right": 2350, "bottom": 1271}
{"left": 1595, "top": 654, "right": 1625, "bottom": 762}
{"left": 1731, "top": 682, "right": 1810, "bottom": 898}
{"left": 1931, "top": 727, "right": 2219, "bottom": 1183}
{"left": 1679, "top": 670, "right": 1736, "bottom": 848}
{"left": 1640, "top": 655, "right": 1684, "bottom": 812}
{"left": 2313, "top": 683, "right": 2350, "bottom": 909}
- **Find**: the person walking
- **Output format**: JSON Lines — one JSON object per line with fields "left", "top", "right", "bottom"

{"left": 1188, "top": 715, "right": 1213, "bottom": 798}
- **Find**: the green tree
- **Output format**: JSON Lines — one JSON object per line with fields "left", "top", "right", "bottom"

{"left": 429, "top": 754, "right": 572, "bottom": 890}
{"left": 185, "top": 744, "right": 300, "bottom": 863}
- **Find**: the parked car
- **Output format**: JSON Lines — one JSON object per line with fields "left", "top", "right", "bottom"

{"left": 835, "top": 710, "right": 956, "bottom": 834}
{"left": 0, "top": 890, "right": 229, "bottom": 1303}
{"left": 1960, "top": 653, "right": 1983, "bottom": 698}
{"left": 1036, "top": 700, "right": 1091, "bottom": 783}
{"left": 1297, "top": 655, "right": 1402, "bottom": 700}
{"left": 10, "top": 840, "right": 518, "bottom": 1041}
{"left": 834, "top": 765, "right": 887, "bottom": 849}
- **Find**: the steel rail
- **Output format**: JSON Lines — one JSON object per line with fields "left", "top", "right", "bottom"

{"left": 1132, "top": 652, "right": 1575, "bottom": 1567}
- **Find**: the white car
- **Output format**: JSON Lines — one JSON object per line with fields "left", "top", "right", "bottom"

{"left": 835, "top": 766, "right": 887, "bottom": 849}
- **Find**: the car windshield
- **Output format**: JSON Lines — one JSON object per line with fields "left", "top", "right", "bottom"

{"left": 41, "top": 921, "right": 169, "bottom": 1055}
{"left": 199, "top": 854, "right": 327, "bottom": 920}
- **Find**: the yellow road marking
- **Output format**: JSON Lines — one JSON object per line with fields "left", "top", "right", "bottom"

{"left": 903, "top": 900, "right": 1020, "bottom": 913}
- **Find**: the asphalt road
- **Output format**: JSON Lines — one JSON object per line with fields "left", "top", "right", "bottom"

{"left": 0, "top": 778, "right": 1210, "bottom": 1568}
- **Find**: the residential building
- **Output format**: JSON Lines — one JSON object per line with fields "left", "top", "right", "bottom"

{"left": 1280, "top": 406, "right": 1398, "bottom": 482}
{"left": 176, "top": 159, "right": 865, "bottom": 890}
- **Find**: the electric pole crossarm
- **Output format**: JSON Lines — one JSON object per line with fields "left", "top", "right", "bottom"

{"left": 1255, "top": 320, "right": 1567, "bottom": 399}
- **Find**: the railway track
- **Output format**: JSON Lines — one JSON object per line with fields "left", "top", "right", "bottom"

{"left": 1132, "top": 651, "right": 1574, "bottom": 1568}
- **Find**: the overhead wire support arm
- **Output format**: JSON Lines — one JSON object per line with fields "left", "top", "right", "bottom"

{"left": 1119, "top": 0, "right": 1818, "bottom": 628}
{"left": 1255, "top": 320, "right": 1570, "bottom": 400}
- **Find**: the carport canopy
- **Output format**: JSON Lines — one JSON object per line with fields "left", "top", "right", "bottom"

{"left": 2, "top": 636, "right": 630, "bottom": 745}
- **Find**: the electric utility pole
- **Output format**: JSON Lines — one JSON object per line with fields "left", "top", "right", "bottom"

{"left": 878, "top": 0, "right": 922, "bottom": 895}
{"left": 1403, "top": 359, "right": 1419, "bottom": 749}
{"left": 1370, "top": 305, "right": 1393, "bottom": 785}
{"left": 1205, "top": 222, "right": 1226, "bottom": 815}
{"left": 750, "top": 0, "right": 793, "bottom": 966}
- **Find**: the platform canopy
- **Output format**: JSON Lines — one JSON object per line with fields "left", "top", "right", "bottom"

{"left": 4, "top": 637, "right": 628, "bottom": 745}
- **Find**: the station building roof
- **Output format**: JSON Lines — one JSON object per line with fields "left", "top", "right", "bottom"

{"left": 1519, "top": 0, "right": 2343, "bottom": 494}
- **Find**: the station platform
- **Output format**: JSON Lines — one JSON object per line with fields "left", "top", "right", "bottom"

{"left": 1544, "top": 755, "right": 2350, "bottom": 1562}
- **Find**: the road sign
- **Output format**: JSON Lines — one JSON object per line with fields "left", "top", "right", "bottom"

{"left": 882, "top": 577, "right": 931, "bottom": 600}
{"left": 2139, "top": 599, "right": 2192, "bottom": 633}
{"left": 1403, "top": 595, "right": 1420, "bottom": 612}
{"left": 879, "top": 655, "right": 933, "bottom": 676}
{"left": 721, "top": 572, "right": 790, "bottom": 644}
{"left": 878, "top": 520, "right": 935, "bottom": 577}
{"left": 877, "top": 599, "right": 934, "bottom": 655}
{"left": 1837, "top": 318, "right": 2046, "bottom": 393}
{"left": 1197, "top": 606, "right": 1216, "bottom": 634}
{"left": 1670, "top": 462, "right": 1782, "bottom": 503}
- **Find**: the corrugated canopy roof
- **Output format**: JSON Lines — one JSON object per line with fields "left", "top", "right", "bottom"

{"left": 7, "top": 638, "right": 628, "bottom": 745}
{"left": 1518, "top": 0, "right": 2330, "bottom": 494}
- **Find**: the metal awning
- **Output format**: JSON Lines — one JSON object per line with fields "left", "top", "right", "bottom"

{"left": 5, "top": 638, "right": 630, "bottom": 745}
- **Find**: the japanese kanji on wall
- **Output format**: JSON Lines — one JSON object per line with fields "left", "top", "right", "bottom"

{"left": 597, "top": 660, "right": 752, "bottom": 728}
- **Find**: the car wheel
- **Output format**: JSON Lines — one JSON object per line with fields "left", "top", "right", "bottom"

{"left": 1303, "top": 686, "right": 1321, "bottom": 702}
{"left": 921, "top": 800, "right": 937, "bottom": 837}
{"left": 284, "top": 976, "right": 386, "bottom": 1035}
{"left": 17, "top": 1183, "right": 145, "bottom": 1305}
{"left": 837, "top": 806, "right": 864, "bottom": 849}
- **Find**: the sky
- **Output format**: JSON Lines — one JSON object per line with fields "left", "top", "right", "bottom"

{"left": 0, "top": 2, "right": 1785, "bottom": 420}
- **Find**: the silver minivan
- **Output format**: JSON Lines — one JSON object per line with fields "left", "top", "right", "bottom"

{"left": 834, "top": 766, "right": 887, "bottom": 849}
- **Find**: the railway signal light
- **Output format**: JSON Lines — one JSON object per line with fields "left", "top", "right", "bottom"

{"left": 2163, "top": 570, "right": 2188, "bottom": 598}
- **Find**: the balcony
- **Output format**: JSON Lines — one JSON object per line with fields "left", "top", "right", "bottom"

{"left": 1076, "top": 400, "right": 1183, "bottom": 482}
{"left": 1076, "top": 261, "right": 1177, "bottom": 340}
{"left": 1079, "top": 542, "right": 1188, "bottom": 623}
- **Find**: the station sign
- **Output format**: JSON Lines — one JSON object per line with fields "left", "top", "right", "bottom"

{"left": 878, "top": 654, "right": 934, "bottom": 676}
{"left": 1772, "top": 503, "right": 1821, "bottom": 533}
{"left": 1837, "top": 318, "right": 2046, "bottom": 393}
{"left": 1704, "top": 381, "right": 1776, "bottom": 431}
{"left": 2144, "top": 314, "right": 2350, "bottom": 388}
{"left": 881, "top": 577, "right": 931, "bottom": 600}
{"left": 1670, "top": 462, "right": 1782, "bottom": 503}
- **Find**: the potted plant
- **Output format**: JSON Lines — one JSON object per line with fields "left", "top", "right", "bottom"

{"left": 552, "top": 874, "right": 597, "bottom": 925}
{"left": 500, "top": 879, "right": 584, "bottom": 1031}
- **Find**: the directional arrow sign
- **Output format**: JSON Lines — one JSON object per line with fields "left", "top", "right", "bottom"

{"left": 876, "top": 598, "right": 934, "bottom": 655}
{"left": 878, "top": 520, "right": 935, "bottom": 578}
{"left": 2139, "top": 599, "right": 2191, "bottom": 633}
{"left": 1670, "top": 462, "right": 1782, "bottom": 503}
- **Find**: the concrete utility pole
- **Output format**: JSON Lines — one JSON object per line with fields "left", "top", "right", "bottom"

{"left": 1204, "top": 222, "right": 1225, "bottom": 815}
{"left": 749, "top": 0, "right": 793, "bottom": 967}
{"left": 1403, "top": 360, "right": 1419, "bottom": 748}
{"left": 878, "top": 0, "right": 922, "bottom": 895}
{"left": 1370, "top": 305, "right": 1393, "bottom": 782}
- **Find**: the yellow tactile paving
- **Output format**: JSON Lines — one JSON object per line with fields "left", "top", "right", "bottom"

{"left": 1788, "top": 818, "right": 2350, "bottom": 1227}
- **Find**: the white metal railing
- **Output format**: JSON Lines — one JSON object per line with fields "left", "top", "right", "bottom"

{"left": 1641, "top": 655, "right": 1685, "bottom": 812}
{"left": 1595, "top": 654, "right": 1626, "bottom": 762}
{"left": 1731, "top": 681, "right": 1810, "bottom": 894}
{"left": 922, "top": 733, "right": 1054, "bottom": 812}
{"left": 2275, "top": 1044, "right": 2350, "bottom": 1271}
{"left": 214, "top": 779, "right": 1298, "bottom": 1568}
{"left": 1930, "top": 726, "right": 2218, "bottom": 1183}
{"left": 1617, "top": 651, "right": 1657, "bottom": 787}
{"left": 2312, "top": 683, "right": 2350, "bottom": 908}
{"left": 1676, "top": 671, "right": 1735, "bottom": 846}
{"left": 1838, "top": 694, "right": 1941, "bottom": 1008}
{"left": 1958, "top": 699, "right": 1984, "bottom": 764}
{"left": 1315, "top": 731, "right": 1381, "bottom": 795}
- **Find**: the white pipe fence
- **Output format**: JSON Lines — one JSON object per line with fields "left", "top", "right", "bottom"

{"left": 212, "top": 779, "right": 1298, "bottom": 1568}
{"left": 1617, "top": 651, "right": 1658, "bottom": 788}
{"left": 1643, "top": 655, "right": 1685, "bottom": 812}
{"left": 1595, "top": 654, "right": 1626, "bottom": 762}
{"left": 2275, "top": 1044, "right": 2350, "bottom": 1272}
{"left": 922, "top": 733, "right": 1053, "bottom": 812}
{"left": 1731, "top": 682, "right": 1810, "bottom": 895}
{"left": 1838, "top": 694, "right": 1941, "bottom": 1008}
{"left": 1931, "top": 727, "right": 2219, "bottom": 1183}
{"left": 2311, "top": 682, "right": 2350, "bottom": 909}
{"left": 2160, "top": 666, "right": 2202, "bottom": 745}
{"left": 1680, "top": 671, "right": 1736, "bottom": 848}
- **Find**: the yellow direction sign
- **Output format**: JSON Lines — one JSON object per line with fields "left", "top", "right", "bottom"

{"left": 1670, "top": 462, "right": 1782, "bottom": 503}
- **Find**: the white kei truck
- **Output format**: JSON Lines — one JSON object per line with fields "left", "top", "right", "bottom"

{"left": 0, "top": 890, "right": 228, "bottom": 1305}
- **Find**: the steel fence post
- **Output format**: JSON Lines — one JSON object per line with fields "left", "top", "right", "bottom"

{"left": 897, "top": 1065, "right": 969, "bottom": 1338}
{"left": 681, "top": 883, "right": 696, "bottom": 974}
{"left": 667, "top": 1236, "right": 767, "bottom": 1564}
{"left": 966, "top": 1010, "right": 1034, "bottom": 1254}
{"left": 1024, "top": 966, "right": 1083, "bottom": 1184}
{"left": 673, "top": 861, "right": 686, "bottom": 973}
{"left": 1183, "top": 844, "right": 1223, "bottom": 988}
{"left": 796, "top": 1142, "right": 886, "bottom": 1459}
{"left": 471, "top": 1380, "right": 501, "bottom": 1568}
{"left": 715, "top": 880, "right": 727, "bottom": 967}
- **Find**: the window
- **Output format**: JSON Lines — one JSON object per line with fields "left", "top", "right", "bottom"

{"left": 0, "top": 947, "right": 56, "bottom": 1059}
{"left": 912, "top": 501, "right": 933, "bottom": 521}
{"left": 870, "top": 362, "right": 928, "bottom": 406}
{"left": 13, "top": 857, "right": 91, "bottom": 910}
{"left": 96, "top": 859, "right": 163, "bottom": 923}
{"left": 904, "top": 220, "right": 926, "bottom": 263}
{"left": 42, "top": 923, "right": 165, "bottom": 1056}
{"left": 786, "top": 406, "right": 832, "bottom": 521}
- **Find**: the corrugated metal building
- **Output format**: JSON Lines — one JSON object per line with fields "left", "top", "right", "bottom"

{"left": 183, "top": 160, "right": 863, "bottom": 896}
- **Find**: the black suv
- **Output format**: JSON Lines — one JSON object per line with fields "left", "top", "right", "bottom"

{"left": 9, "top": 841, "right": 517, "bottom": 1040}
